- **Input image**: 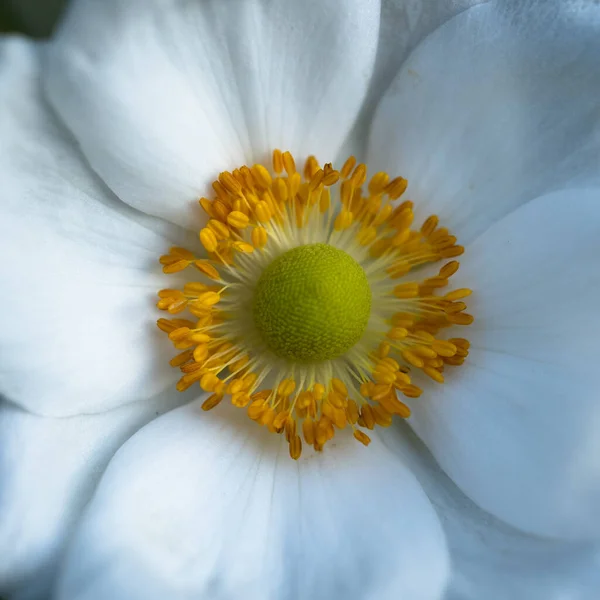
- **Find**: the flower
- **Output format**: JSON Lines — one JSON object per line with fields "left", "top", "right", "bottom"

{"left": 1, "top": 0, "right": 599, "bottom": 599}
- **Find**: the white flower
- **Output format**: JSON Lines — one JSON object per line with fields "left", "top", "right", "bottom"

{"left": 1, "top": 0, "right": 600, "bottom": 599}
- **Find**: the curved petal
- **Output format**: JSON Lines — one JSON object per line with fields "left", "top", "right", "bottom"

{"left": 44, "top": 0, "right": 381, "bottom": 229}
{"left": 338, "top": 0, "right": 486, "bottom": 161}
{"left": 55, "top": 402, "right": 449, "bottom": 600}
{"left": 381, "top": 422, "right": 600, "bottom": 600}
{"left": 0, "top": 388, "right": 194, "bottom": 600}
{"left": 0, "top": 38, "right": 195, "bottom": 416}
{"left": 367, "top": 0, "right": 600, "bottom": 243}
{"left": 407, "top": 188, "right": 600, "bottom": 540}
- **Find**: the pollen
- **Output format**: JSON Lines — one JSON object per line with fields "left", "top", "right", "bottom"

{"left": 157, "top": 150, "right": 472, "bottom": 460}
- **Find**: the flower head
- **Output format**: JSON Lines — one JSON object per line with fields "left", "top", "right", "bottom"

{"left": 1, "top": 1, "right": 599, "bottom": 599}
{"left": 157, "top": 151, "right": 472, "bottom": 458}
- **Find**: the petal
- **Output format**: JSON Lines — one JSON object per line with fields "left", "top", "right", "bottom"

{"left": 380, "top": 422, "right": 600, "bottom": 600}
{"left": 367, "top": 0, "right": 600, "bottom": 243}
{"left": 45, "top": 0, "right": 381, "bottom": 229}
{"left": 0, "top": 38, "right": 195, "bottom": 416}
{"left": 338, "top": 0, "right": 486, "bottom": 161}
{"left": 407, "top": 188, "right": 600, "bottom": 540}
{"left": 55, "top": 403, "right": 449, "bottom": 600}
{"left": 0, "top": 388, "right": 194, "bottom": 600}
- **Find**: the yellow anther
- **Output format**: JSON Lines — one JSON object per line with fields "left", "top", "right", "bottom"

{"left": 251, "top": 226, "right": 268, "bottom": 249}
{"left": 448, "top": 312, "right": 475, "bottom": 325}
{"left": 272, "top": 149, "right": 283, "bottom": 174}
{"left": 421, "top": 215, "right": 439, "bottom": 237}
{"left": 350, "top": 163, "right": 367, "bottom": 187}
{"left": 273, "top": 177, "right": 288, "bottom": 203}
{"left": 255, "top": 201, "right": 271, "bottom": 223}
{"left": 357, "top": 226, "right": 377, "bottom": 246}
{"left": 201, "top": 394, "right": 224, "bottom": 411}
{"left": 431, "top": 340, "right": 457, "bottom": 357}
{"left": 252, "top": 164, "right": 272, "bottom": 188}
{"left": 302, "top": 418, "right": 315, "bottom": 445}
{"left": 424, "top": 367, "right": 445, "bottom": 383}
{"left": 199, "top": 228, "right": 218, "bottom": 253}
{"left": 219, "top": 171, "right": 243, "bottom": 195}
{"left": 372, "top": 203, "right": 393, "bottom": 227}
{"left": 440, "top": 245, "right": 465, "bottom": 258}
{"left": 319, "top": 187, "right": 331, "bottom": 213}
{"left": 346, "top": 400, "right": 360, "bottom": 424}
{"left": 194, "top": 261, "right": 220, "bottom": 280}
{"left": 309, "top": 169, "right": 325, "bottom": 192}
{"left": 372, "top": 405, "right": 393, "bottom": 427}
{"left": 227, "top": 211, "right": 250, "bottom": 229}
{"left": 412, "top": 346, "right": 438, "bottom": 359}
{"left": 278, "top": 379, "right": 296, "bottom": 397}
{"left": 368, "top": 172, "right": 390, "bottom": 195}
{"left": 304, "top": 156, "right": 320, "bottom": 180}
{"left": 401, "top": 350, "right": 425, "bottom": 368}
{"left": 331, "top": 378, "right": 348, "bottom": 397}
{"left": 199, "top": 198, "right": 215, "bottom": 218}
{"left": 327, "top": 391, "right": 346, "bottom": 409}
{"left": 393, "top": 283, "right": 420, "bottom": 299}
{"left": 445, "top": 288, "right": 472, "bottom": 301}
{"left": 360, "top": 405, "right": 375, "bottom": 430}
{"left": 208, "top": 219, "right": 231, "bottom": 240}
{"left": 233, "top": 241, "right": 254, "bottom": 253}
{"left": 231, "top": 392, "right": 251, "bottom": 407}
{"left": 247, "top": 399, "right": 268, "bottom": 420}
{"left": 334, "top": 210, "right": 353, "bottom": 231}
{"left": 313, "top": 383, "right": 325, "bottom": 401}
{"left": 385, "top": 177, "right": 408, "bottom": 199}
{"left": 391, "top": 229, "right": 411, "bottom": 247}
{"left": 162, "top": 259, "right": 189, "bottom": 274}
{"left": 193, "top": 291, "right": 218, "bottom": 307}
{"left": 353, "top": 429, "right": 371, "bottom": 446}
{"left": 212, "top": 200, "right": 230, "bottom": 222}
{"left": 340, "top": 155, "right": 357, "bottom": 179}
{"left": 282, "top": 151, "right": 296, "bottom": 175}
{"left": 200, "top": 372, "right": 221, "bottom": 392}
{"left": 188, "top": 331, "right": 211, "bottom": 343}
{"left": 322, "top": 169, "right": 340, "bottom": 186}
{"left": 289, "top": 435, "right": 302, "bottom": 460}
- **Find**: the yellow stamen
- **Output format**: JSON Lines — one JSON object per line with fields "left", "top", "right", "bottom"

{"left": 156, "top": 150, "right": 472, "bottom": 459}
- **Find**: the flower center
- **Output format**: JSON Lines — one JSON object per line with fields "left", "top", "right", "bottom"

{"left": 253, "top": 243, "right": 371, "bottom": 362}
{"left": 155, "top": 150, "right": 473, "bottom": 460}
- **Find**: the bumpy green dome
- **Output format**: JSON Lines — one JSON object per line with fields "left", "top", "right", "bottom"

{"left": 252, "top": 243, "right": 372, "bottom": 362}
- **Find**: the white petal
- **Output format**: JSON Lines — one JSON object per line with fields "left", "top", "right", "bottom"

{"left": 367, "top": 1, "right": 600, "bottom": 243}
{"left": 55, "top": 402, "right": 449, "bottom": 600}
{"left": 45, "top": 0, "right": 381, "bottom": 229}
{"left": 381, "top": 422, "right": 600, "bottom": 600}
{"left": 338, "top": 0, "right": 486, "bottom": 161}
{"left": 0, "top": 38, "right": 195, "bottom": 416}
{"left": 0, "top": 388, "right": 194, "bottom": 600}
{"left": 407, "top": 188, "right": 600, "bottom": 540}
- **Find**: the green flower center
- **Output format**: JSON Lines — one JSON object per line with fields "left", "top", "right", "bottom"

{"left": 252, "top": 243, "right": 372, "bottom": 362}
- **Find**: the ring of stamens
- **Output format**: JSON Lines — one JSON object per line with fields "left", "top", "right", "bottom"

{"left": 156, "top": 150, "right": 472, "bottom": 460}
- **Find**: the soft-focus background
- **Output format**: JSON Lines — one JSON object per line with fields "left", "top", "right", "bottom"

{"left": 0, "top": 0, "right": 67, "bottom": 37}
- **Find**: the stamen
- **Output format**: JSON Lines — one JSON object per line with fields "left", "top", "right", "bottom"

{"left": 156, "top": 151, "right": 472, "bottom": 459}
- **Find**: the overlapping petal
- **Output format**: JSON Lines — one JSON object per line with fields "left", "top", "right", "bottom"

{"left": 45, "top": 0, "right": 380, "bottom": 229}
{"left": 381, "top": 422, "right": 600, "bottom": 600}
{"left": 55, "top": 403, "right": 450, "bottom": 600}
{"left": 0, "top": 388, "right": 193, "bottom": 600}
{"left": 367, "top": 0, "right": 600, "bottom": 243}
{"left": 0, "top": 38, "right": 193, "bottom": 416}
{"left": 406, "top": 189, "right": 600, "bottom": 540}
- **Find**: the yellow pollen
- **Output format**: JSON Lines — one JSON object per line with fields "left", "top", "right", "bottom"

{"left": 156, "top": 150, "right": 473, "bottom": 460}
